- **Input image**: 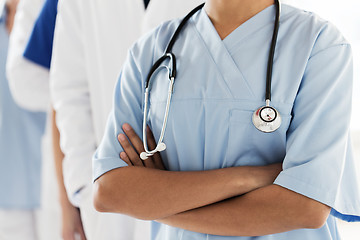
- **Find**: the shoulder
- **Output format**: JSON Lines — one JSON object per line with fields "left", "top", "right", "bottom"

{"left": 281, "top": 4, "right": 349, "bottom": 56}
{"left": 129, "top": 18, "right": 183, "bottom": 70}
{"left": 132, "top": 18, "right": 182, "bottom": 57}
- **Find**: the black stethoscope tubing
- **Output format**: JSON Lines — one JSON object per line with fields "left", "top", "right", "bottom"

{"left": 145, "top": 3, "right": 204, "bottom": 88}
{"left": 141, "top": 0, "right": 281, "bottom": 159}
{"left": 266, "top": 0, "right": 280, "bottom": 101}
{"left": 145, "top": 0, "right": 280, "bottom": 102}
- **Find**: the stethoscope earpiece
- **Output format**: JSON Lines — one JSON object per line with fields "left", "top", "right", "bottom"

{"left": 140, "top": 142, "right": 166, "bottom": 160}
{"left": 157, "top": 142, "right": 167, "bottom": 151}
{"left": 140, "top": 152, "right": 149, "bottom": 160}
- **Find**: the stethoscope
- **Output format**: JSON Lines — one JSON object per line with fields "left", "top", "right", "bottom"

{"left": 140, "top": 0, "right": 281, "bottom": 160}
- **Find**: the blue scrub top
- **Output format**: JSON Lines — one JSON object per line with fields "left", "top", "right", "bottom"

{"left": 23, "top": 0, "right": 58, "bottom": 69}
{"left": 0, "top": 10, "right": 46, "bottom": 209}
{"left": 94, "top": 4, "right": 360, "bottom": 240}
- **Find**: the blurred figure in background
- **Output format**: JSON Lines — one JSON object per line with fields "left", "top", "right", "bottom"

{"left": 0, "top": 0, "right": 46, "bottom": 239}
{"left": 6, "top": 0, "right": 82, "bottom": 238}
{"left": 50, "top": 0, "right": 202, "bottom": 239}
{"left": 92, "top": 0, "right": 360, "bottom": 239}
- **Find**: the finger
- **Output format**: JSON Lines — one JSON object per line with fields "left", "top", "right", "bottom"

{"left": 122, "top": 123, "right": 156, "bottom": 168}
{"left": 146, "top": 126, "right": 166, "bottom": 170}
{"left": 118, "top": 133, "right": 143, "bottom": 166}
{"left": 120, "top": 152, "right": 132, "bottom": 166}
{"left": 122, "top": 123, "right": 145, "bottom": 153}
{"left": 123, "top": 123, "right": 155, "bottom": 168}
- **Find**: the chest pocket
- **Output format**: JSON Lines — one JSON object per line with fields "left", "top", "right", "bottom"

{"left": 224, "top": 109, "right": 292, "bottom": 167}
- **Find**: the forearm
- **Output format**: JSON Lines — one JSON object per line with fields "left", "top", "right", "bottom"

{"left": 94, "top": 164, "right": 279, "bottom": 220}
{"left": 158, "top": 184, "right": 330, "bottom": 236}
{"left": 52, "top": 109, "right": 69, "bottom": 205}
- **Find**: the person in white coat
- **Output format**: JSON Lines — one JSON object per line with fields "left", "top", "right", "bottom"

{"left": 5, "top": 0, "right": 64, "bottom": 239}
{"left": 6, "top": 0, "right": 86, "bottom": 239}
{"left": 6, "top": 0, "right": 50, "bottom": 111}
{"left": 50, "top": 0, "right": 203, "bottom": 239}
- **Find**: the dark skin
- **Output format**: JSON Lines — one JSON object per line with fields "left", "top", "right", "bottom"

{"left": 118, "top": 125, "right": 165, "bottom": 170}
{"left": 113, "top": 124, "right": 330, "bottom": 236}
{"left": 52, "top": 110, "right": 87, "bottom": 240}
{"left": 93, "top": 0, "right": 330, "bottom": 235}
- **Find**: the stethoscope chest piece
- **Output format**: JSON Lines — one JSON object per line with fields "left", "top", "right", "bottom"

{"left": 139, "top": 0, "right": 282, "bottom": 159}
{"left": 252, "top": 103, "right": 281, "bottom": 133}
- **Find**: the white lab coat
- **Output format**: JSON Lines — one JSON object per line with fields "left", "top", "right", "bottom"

{"left": 51, "top": 0, "right": 203, "bottom": 202}
{"left": 5, "top": 0, "right": 61, "bottom": 240}
{"left": 6, "top": 0, "right": 50, "bottom": 112}
{"left": 50, "top": 0, "right": 202, "bottom": 239}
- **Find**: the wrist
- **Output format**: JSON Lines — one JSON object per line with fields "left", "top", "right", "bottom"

{"left": 218, "top": 166, "right": 260, "bottom": 196}
{"left": 230, "top": 165, "right": 280, "bottom": 195}
{"left": 248, "top": 164, "right": 282, "bottom": 189}
{"left": 236, "top": 166, "right": 262, "bottom": 192}
{"left": 59, "top": 194, "right": 73, "bottom": 208}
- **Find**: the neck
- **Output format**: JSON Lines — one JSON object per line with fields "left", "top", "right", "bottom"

{"left": 204, "top": 0, "right": 274, "bottom": 39}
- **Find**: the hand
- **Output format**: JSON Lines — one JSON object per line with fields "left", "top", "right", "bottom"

{"left": 60, "top": 199, "right": 87, "bottom": 240}
{"left": 118, "top": 123, "right": 165, "bottom": 170}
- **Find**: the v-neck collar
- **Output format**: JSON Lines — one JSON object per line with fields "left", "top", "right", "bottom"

{"left": 222, "top": 4, "right": 276, "bottom": 51}
{"left": 189, "top": 6, "right": 278, "bottom": 100}
{"left": 194, "top": 5, "right": 277, "bottom": 51}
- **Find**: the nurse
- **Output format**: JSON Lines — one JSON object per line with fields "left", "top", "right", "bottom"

{"left": 0, "top": 1, "right": 46, "bottom": 239}
{"left": 8, "top": 0, "right": 84, "bottom": 238}
{"left": 50, "top": 0, "right": 203, "bottom": 239}
{"left": 93, "top": 0, "right": 360, "bottom": 239}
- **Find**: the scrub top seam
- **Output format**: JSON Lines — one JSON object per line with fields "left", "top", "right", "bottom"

{"left": 189, "top": 16, "right": 235, "bottom": 99}
{"left": 223, "top": 5, "right": 295, "bottom": 52}
{"left": 275, "top": 172, "right": 360, "bottom": 214}
{"left": 219, "top": 38, "right": 256, "bottom": 98}
{"left": 150, "top": 98, "right": 293, "bottom": 108}
{"left": 226, "top": 22, "right": 274, "bottom": 53}
{"left": 93, "top": 157, "right": 129, "bottom": 182}
{"left": 93, "top": 165, "right": 126, "bottom": 182}
{"left": 130, "top": 47, "right": 150, "bottom": 111}
{"left": 225, "top": 5, "right": 296, "bottom": 53}
{"left": 308, "top": 43, "right": 351, "bottom": 60}
{"left": 275, "top": 171, "right": 337, "bottom": 203}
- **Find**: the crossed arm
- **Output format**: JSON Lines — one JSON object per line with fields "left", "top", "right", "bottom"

{"left": 94, "top": 123, "right": 330, "bottom": 236}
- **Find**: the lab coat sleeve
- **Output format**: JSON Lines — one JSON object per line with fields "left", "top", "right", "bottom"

{"left": 274, "top": 38, "right": 360, "bottom": 221}
{"left": 50, "top": 0, "right": 94, "bottom": 203}
{"left": 6, "top": 0, "right": 50, "bottom": 112}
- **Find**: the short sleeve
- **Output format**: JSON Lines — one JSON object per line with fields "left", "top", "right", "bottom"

{"left": 92, "top": 49, "right": 146, "bottom": 181}
{"left": 92, "top": 23, "right": 168, "bottom": 181}
{"left": 274, "top": 43, "right": 360, "bottom": 222}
